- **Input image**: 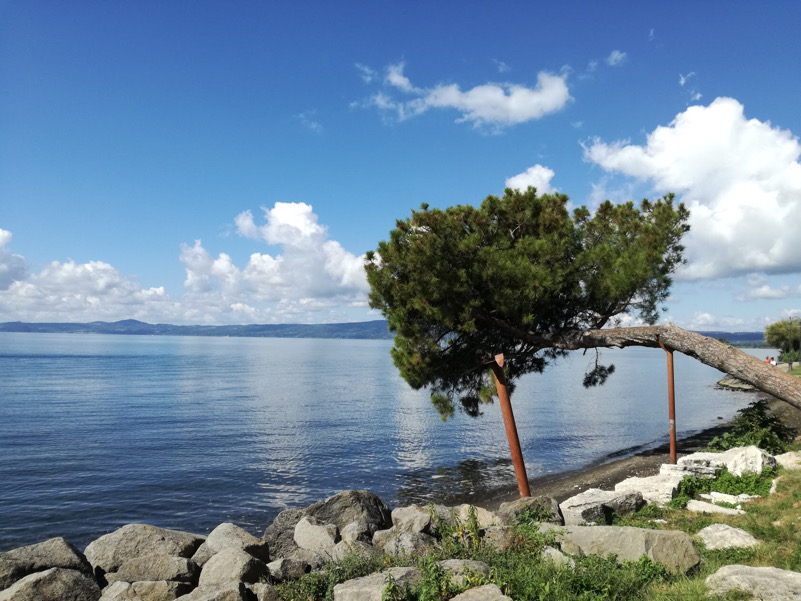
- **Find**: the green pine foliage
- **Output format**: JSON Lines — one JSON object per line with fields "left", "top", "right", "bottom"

{"left": 365, "top": 187, "right": 690, "bottom": 417}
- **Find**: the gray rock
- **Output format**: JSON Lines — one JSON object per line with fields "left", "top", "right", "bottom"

{"left": 481, "top": 526, "right": 515, "bottom": 552}
{"left": 496, "top": 496, "right": 562, "bottom": 526}
{"left": 266, "top": 557, "right": 310, "bottom": 582}
{"left": 776, "top": 451, "right": 801, "bottom": 470}
{"left": 0, "top": 536, "right": 92, "bottom": 590}
{"left": 294, "top": 516, "right": 339, "bottom": 552}
{"left": 659, "top": 462, "right": 719, "bottom": 479}
{"left": 453, "top": 504, "right": 498, "bottom": 529}
{"left": 263, "top": 491, "right": 391, "bottom": 560}
{"left": 247, "top": 581, "right": 281, "bottom": 601}
{"left": 700, "top": 491, "right": 760, "bottom": 505}
{"left": 559, "top": 488, "right": 644, "bottom": 525}
{"left": 437, "top": 559, "right": 490, "bottom": 587}
{"left": 541, "top": 546, "right": 573, "bottom": 567}
{"left": 340, "top": 520, "right": 371, "bottom": 544}
{"left": 85, "top": 524, "right": 204, "bottom": 575}
{"left": 716, "top": 374, "right": 755, "bottom": 390}
{"left": 391, "top": 505, "right": 433, "bottom": 534}
{"left": 329, "top": 540, "right": 383, "bottom": 564}
{"left": 114, "top": 553, "right": 200, "bottom": 584}
{"left": 99, "top": 579, "right": 193, "bottom": 600}
{"left": 197, "top": 548, "right": 269, "bottom": 588}
{"left": 450, "top": 584, "right": 512, "bottom": 601}
{"left": 697, "top": 524, "right": 759, "bottom": 550}
{"left": 678, "top": 446, "right": 777, "bottom": 477}
{"left": 614, "top": 472, "right": 685, "bottom": 505}
{"left": 377, "top": 531, "right": 437, "bottom": 557}
{"left": 175, "top": 582, "right": 251, "bottom": 601}
{"left": 685, "top": 499, "right": 745, "bottom": 515}
{"left": 191, "top": 543, "right": 215, "bottom": 567}
{"left": 706, "top": 564, "right": 801, "bottom": 600}
{"left": 371, "top": 527, "right": 396, "bottom": 548}
{"left": 205, "top": 523, "right": 270, "bottom": 564}
{"left": 543, "top": 524, "right": 701, "bottom": 574}
{"left": 332, "top": 566, "right": 420, "bottom": 601}
{"left": 287, "top": 547, "right": 328, "bottom": 570}
{"left": 0, "top": 567, "right": 101, "bottom": 601}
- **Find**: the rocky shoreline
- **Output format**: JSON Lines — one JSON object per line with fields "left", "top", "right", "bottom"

{"left": 3, "top": 442, "right": 801, "bottom": 600}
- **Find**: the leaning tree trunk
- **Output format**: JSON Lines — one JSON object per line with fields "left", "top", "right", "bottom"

{"left": 538, "top": 323, "right": 801, "bottom": 412}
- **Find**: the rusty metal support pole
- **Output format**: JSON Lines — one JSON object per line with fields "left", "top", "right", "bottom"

{"left": 490, "top": 354, "right": 531, "bottom": 498}
{"left": 659, "top": 340, "right": 678, "bottom": 464}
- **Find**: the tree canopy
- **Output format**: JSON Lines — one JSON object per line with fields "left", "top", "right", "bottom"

{"left": 365, "top": 188, "right": 690, "bottom": 418}
{"left": 765, "top": 319, "right": 801, "bottom": 353}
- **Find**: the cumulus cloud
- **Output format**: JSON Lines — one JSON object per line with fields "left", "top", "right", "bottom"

{"left": 505, "top": 164, "right": 557, "bottom": 194}
{"left": 606, "top": 50, "right": 627, "bottom": 66}
{"left": 583, "top": 97, "right": 801, "bottom": 280}
{"left": 0, "top": 203, "right": 370, "bottom": 325}
{"left": 356, "top": 62, "right": 570, "bottom": 128}
{"left": 0, "top": 229, "right": 28, "bottom": 290}
{"left": 183, "top": 202, "right": 369, "bottom": 305}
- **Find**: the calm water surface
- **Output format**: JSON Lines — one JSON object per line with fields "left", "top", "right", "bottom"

{"left": 0, "top": 332, "right": 763, "bottom": 550}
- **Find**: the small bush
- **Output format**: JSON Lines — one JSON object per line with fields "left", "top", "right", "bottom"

{"left": 668, "top": 467, "right": 777, "bottom": 509}
{"left": 708, "top": 400, "right": 796, "bottom": 454}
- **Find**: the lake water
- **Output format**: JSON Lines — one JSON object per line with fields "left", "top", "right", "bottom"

{"left": 0, "top": 332, "right": 767, "bottom": 551}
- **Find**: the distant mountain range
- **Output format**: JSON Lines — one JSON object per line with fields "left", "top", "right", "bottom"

{"left": 0, "top": 320, "right": 766, "bottom": 345}
{"left": 0, "top": 319, "right": 393, "bottom": 340}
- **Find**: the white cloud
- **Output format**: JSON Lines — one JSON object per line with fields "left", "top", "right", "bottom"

{"left": 505, "top": 164, "right": 557, "bottom": 194}
{"left": 295, "top": 110, "right": 322, "bottom": 132}
{"left": 583, "top": 97, "right": 801, "bottom": 280}
{"left": 0, "top": 229, "right": 28, "bottom": 290}
{"left": 355, "top": 63, "right": 376, "bottom": 83}
{"left": 492, "top": 59, "right": 510, "bottom": 73}
{"left": 606, "top": 50, "right": 627, "bottom": 66}
{"left": 0, "top": 204, "right": 371, "bottom": 325}
{"left": 738, "top": 284, "right": 801, "bottom": 300}
{"left": 358, "top": 63, "right": 570, "bottom": 128}
{"left": 679, "top": 72, "right": 695, "bottom": 87}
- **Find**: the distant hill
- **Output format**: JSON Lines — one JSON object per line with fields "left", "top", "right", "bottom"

{"left": 695, "top": 331, "right": 765, "bottom": 346}
{"left": 0, "top": 319, "right": 393, "bottom": 340}
{"left": 0, "top": 321, "right": 765, "bottom": 346}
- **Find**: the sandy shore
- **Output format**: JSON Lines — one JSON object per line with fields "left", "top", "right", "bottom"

{"left": 450, "top": 396, "right": 801, "bottom": 510}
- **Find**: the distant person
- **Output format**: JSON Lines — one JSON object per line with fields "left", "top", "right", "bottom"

{"left": 765, "top": 356, "right": 771, "bottom": 363}
{"left": 771, "top": 357, "right": 778, "bottom": 366}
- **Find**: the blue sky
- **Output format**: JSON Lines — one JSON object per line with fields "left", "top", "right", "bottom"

{"left": 1, "top": 1, "right": 800, "bottom": 330}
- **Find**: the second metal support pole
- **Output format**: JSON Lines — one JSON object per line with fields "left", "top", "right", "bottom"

{"left": 659, "top": 340, "right": 678, "bottom": 465}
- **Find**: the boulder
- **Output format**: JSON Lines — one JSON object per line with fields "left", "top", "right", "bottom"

{"left": 454, "top": 504, "right": 498, "bottom": 529}
{"left": 84, "top": 524, "right": 204, "bottom": 575}
{"left": 541, "top": 546, "right": 573, "bottom": 567}
{"left": 450, "top": 584, "right": 512, "bottom": 601}
{"left": 559, "top": 488, "right": 645, "bottom": 525}
{"left": 375, "top": 531, "right": 437, "bottom": 557}
{"left": 700, "top": 491, "right": 760, "bottom": 505}
{"left": 175, "top": 582, "right": 252, "bottom": 601}
{"left": 496, "top": 496, "right": 562, "bottom": 526}
{"left": 197, "top": 548, "right": 269, "bottom": 588}
{"left": 204, "top": 523, "right": 270, "bottom": 564}
{"left": 332, "top": 566, "right": 420, "bottom": 601}
{"left": 99, "top": 579, "right": 193, "bottom": 600}
{"left": 685, "top": 500, "right": 744, "bottom": 515}
{"left": 329, "top": 540, "right": 383, "bottom": 564}
{"left": 696, "top": 524, "right": 759, "bottom": 550}
{"left": 0, "top": 536, "right": 92, "bottom": 590}
{"left": 678, "top": 446, "right": 776, "bottom": 476}
{"left": 391, "top": 505, "right": 433, "bottom": 534}
{"left": 614, "top": 472, "right": 685, "bottom": 505}
{"left": 248, "top": 581, "right": 281, "bottom": 601}
{"left": 706, "top": 564, "right": 801, "bottom": 600}
{"left": 775, "top": 451, "right": 801, "bottom": 470}
{"left": 112, "top": 553, "right": 200, "bottom": 584}
{"left": 263, "top": 491, "right": 391, "bottom": 560}
{"left": 480, "top": 526, "right": 515, "bottom": 552}
{"left": 340, "top": 520, "right": 371, "bottom": 543}
{"left": 437, "top": 559, "right": 490, "bottom": 587}
{"left": 659, "top": 463, "right": 719, "bottom": 479}
{"left": 294, "top": 516, "right": 339, "bottom": 553}
{"left": 266, "top": 557, "right": 310, "bottom": 582}
{"left": 542, "top": 524, "right": 701, "bottom": 574}
{"left": 0, "top": 567, "right": 101, "bottom": 601}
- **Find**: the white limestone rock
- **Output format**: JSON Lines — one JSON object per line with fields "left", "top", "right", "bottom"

{"left": 450, "top": 584, "right": 512, "bottom": 601}
{"left": 560, "top": 488, "right": 644, "bottom": 525}
{"left": 706, "top": 564, "right": 801, "bottom": 600}
{"left": 697, "top": 524, "right": 759, "bottom": 550}
{"left": 614, "top": 472, "right": 685, "bottom": 505}
{"left": 685, "top": 500, "right": 745, "bottom": 515}
{"left": 294, "top": 516, "right": 339, "bottom": 553}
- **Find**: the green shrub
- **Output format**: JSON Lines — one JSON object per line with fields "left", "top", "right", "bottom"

{"left": 668, "top": 466, "right": 777, "bottom": 508}
{"left": 708, "top": 400, "right": 796, "bottom": 454}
